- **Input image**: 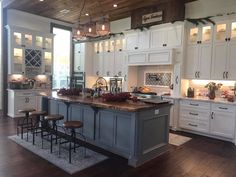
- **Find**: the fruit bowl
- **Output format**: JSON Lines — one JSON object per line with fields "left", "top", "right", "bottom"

{"left": 57, "top": 88, "right": 81, "bottom": 96}
{"left": 101, "top": 92, "right": 131, "bottom": 102}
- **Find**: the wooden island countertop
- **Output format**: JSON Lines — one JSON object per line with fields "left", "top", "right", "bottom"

{"left": 39, "top": 91, "right": 169, "bottom": 112}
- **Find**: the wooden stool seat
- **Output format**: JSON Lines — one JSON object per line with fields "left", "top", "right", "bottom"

{"left": 18, "top": 109, "right": 36, "bottom": 114}
{"left": 63, "top": 121, "right": 83, "bottom": 129}
{"left": 30, "top": 111, "right": 47, "bottom": 117}
{"left": 45, "top": 114, "right": 64, "bottom": 121}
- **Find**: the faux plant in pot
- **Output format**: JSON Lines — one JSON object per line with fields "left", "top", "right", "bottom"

{"left": 205, "top": 82, "right": 222, "bottom": 100}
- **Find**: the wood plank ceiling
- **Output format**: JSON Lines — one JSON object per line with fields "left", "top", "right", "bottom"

{"left": 6, "top": 0, "right": 197, "bottom": 24}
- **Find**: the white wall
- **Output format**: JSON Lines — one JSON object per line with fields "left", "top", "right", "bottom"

{"left": 185, "top": 0, "right": 236, "bottom": 18}
{"left": 7, "top": 9, "right": 72, "bottom": 33}
{"left": 110, "top": 17, "right": 131, "bottom": 33}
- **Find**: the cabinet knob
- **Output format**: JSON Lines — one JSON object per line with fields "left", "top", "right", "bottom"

{"left": 21, "top": 44, "right": 26, "bottom": 47}
{"left": 225, "top": 38, "right": 228, "bottom": 42}
{"left": 22, "top": 72, "right": 25, "bottom": 74}
{"left": 226, "top": 71, "right": 229, "bottom": 79}
{"left": 77, "top": 66, "right": 80, "bottom": 70}
{"left": 228, "top": 38, "right": 231, "bottom": 41}
{"left": 119, "top": 49, "right": 122, "bottom": 52}
{"left": 211, "top": 112, "right": 214, "bottom": 119}
{"left": 78, "top": 51, "right": 81, "bottom": 53}
{"left": 107, "top": 71, "right": 110, "bottom": 76}
{"left": 107, "top": 50, "right": 110, "bottom": 53}
{"left": 134, "top": 47, "right": 138, "bottom": 50}
{"left": 223, "top": 71, "right": 226, "bottom": 79}
{"left": 118, "top": 71, "right": 122, "bottom": 76}
{"left": 96, "top": 71, "right": 99, "bottom": 76}
{"left": 96, "top": 51, "right": 99, "bottom": 54}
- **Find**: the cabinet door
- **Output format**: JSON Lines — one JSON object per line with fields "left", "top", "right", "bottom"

{"left": 114, "top": 113, "right": 131, "bottom": 154}
{"left": 82, "top": 106, "right": 95, "bottom": 140}
{"left": 43, "top": 51, "right": 52, "bottom": 75}
{"left": 188, "top": 27, "right": 200, "bottom": 45}
{"left": 166, "top": 26, "right": 182, "bottom": 47}
{"left": 198, "top": 44, "right": 212, "bottom": 79}
{"left": 214, "top": 23, "right": 228, "bottom": 43}
{"left": 58, "top": 102, "right": 68, "bottom": 126}
{"left": 211, "top": 43, "right": 227, "bottom": 79}
{"left": 103, "top": 52, "right": 115, "bottom": 77}
{"left": 12, "top": 48, "right": 24, "bottom": 74}
{"left": 93, "top": 53, "right": 103, "bottom": 76}
{"left": 74, "top": 43, "right": 84, "bottom": 72}
{"left": 114, "top": 51, "right": 125, "bottom": 76}
{"left": 125, "top": 33, "right": 139, "bottom": 51}
{"left": 211, "top": 111, "right": 235, "bottom": 139}
{"left": 227, "top": 41, "right": 236, "bottom": 79}
{"left": 138, "top": 30, "right": 150, "bottom": 49}
{"left": 96, "top": 110, "right": 115, "bottom": 147}
{"left": 230, "top": 21, "right": 236, "bottom": 41}
{"left": 185, "top": 45, "right": 199, "bottom": 79}
{"left": 150, "top": 28, "right": 166, "bottom": 48}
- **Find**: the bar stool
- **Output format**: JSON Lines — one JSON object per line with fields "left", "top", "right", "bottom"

{"left": 43, "top": 114, "right": 64, "bottom": 153}
{"left": 29, "top": 111, "right": 47, "bottom": 145}
{"left": 59, "top": 120, "right": 86, "bottom": 163}
{"left": 17, "top": 108, "right": 36, "bottom": 141}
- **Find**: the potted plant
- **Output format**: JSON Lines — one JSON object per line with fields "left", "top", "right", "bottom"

{"left": 205, "top": 82, "right": 222, "bottom": 99}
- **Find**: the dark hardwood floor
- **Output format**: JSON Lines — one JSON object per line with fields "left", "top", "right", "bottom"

{"left": 1, "top": 114, "right": 236, "bottom": 177}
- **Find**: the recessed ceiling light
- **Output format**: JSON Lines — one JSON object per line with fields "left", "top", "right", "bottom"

{"left": 39, "top": 0, "right": 44, "bottom": 2}
{"left": 85, "top": 13, "right": 89, "bottom": 16}
{"left": 113, "top": 4, "right": 118, "bottom": 8}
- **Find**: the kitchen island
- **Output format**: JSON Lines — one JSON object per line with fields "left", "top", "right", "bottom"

{"left": 41, "top": 91, "right": 171, "bottom": 167}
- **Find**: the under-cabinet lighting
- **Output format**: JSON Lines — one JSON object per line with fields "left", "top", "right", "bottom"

{"left": 192, "top": 80, "right": 235, "bottom": 86}
{"left": 113, "top": 4, "right": 118, "bottom": 8}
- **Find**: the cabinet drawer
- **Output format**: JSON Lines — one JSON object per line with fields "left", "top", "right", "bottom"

{"left": 15, "top": 92, "right": 35, "bottom": 97}
{"left": 127, "top": 53, "right": 146, "bottom": 64}
{"left": 180, "top": 107, "right": 210, "bottom": 122}
{"left": 212, "top": 103, "right": 236, "bottom": 113}
{"left": 180, "top": 100, "right": 210, "bottom": 110}
{"left": 179, "top": 118, "right": 209, "bottom": 133}
{"left": 147, "top": 51, "right": 172, "bottom": 64}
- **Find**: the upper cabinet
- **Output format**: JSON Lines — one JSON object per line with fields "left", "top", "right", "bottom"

{"left": 185, "top": 25, "right": 213, "bottom": 79}
{"left": 93, "top": 36, "right": 126, "bottom": 77}
{"left": 125, "top": 30, "right": 150, "bottom": 51}
{"left": 150, "top": 25, "right": 183, "bottom": 48}
{"left": 73, "top": 42, "right": 93, "bottom": 75}
{"left": 6, "top": 25, "right": 54, "bottom": 76}
{"left": 211, "top": 20, "right": 236, "bottom": 80}
{"left": 125, "top": 23, "right": 184, "bottom": 52}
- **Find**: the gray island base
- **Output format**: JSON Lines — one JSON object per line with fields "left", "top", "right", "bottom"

{"left": 42, "top": 92, "right": 171, "bottom": 167}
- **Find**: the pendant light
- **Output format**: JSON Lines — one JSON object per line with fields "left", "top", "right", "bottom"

{"left": 73, "top": 0, "right": 86, "bottom": 41}
{"left": 96, "top": 1, "right": 110, "bottom": 36}
{"left": 85, "top": 21, "right": 97, "bottom": 37}
{"left": 96, "top": 17, "right": 110, "bottom": 36}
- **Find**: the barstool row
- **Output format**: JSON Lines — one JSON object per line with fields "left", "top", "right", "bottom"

{"left": 16, "top": 109, "right": 86, "bottom": 164}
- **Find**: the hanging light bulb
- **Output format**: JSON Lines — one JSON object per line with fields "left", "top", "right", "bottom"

{"left": 96, "top": 17, "right": 110, "bottom": 36}
{"left": 85, "top": 22, "right": 97, "bottom": 37}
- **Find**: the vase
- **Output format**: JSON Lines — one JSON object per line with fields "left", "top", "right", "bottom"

{"left": 208, "top": 89, "right": 216, "bottom": 100}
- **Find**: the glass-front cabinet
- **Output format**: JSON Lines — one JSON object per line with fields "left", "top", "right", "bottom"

{"left": 6, "top": 25, "right": 54, "bottom": 76}
{"left": 214, "top": 20, "right": 236, "bottom": 43}
{"left": 188, "top": 25, "right": 213, "bottom": 45}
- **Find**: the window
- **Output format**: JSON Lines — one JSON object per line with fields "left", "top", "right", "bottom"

{"left": 52, "top": 25, "right": 71, "bottom": 89}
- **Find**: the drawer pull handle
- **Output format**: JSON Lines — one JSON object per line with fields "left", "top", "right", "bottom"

{"left": 190, "top": 103, "right": 199, "bottom": 106}
{"left": 189, "top": 112, "right": 198, "bottom": 116}
{"left": 219, "top": 107, "right": 228, "bottom": 110}
{"left": 188, "top": 123, "right": 198, "bottom": 127}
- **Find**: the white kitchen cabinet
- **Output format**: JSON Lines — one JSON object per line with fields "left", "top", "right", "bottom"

{"left": 93, "top": 41, "right": 104, "bottom": 76}
{"left": 179, "top": 99, "right": 236, "bottom": 142}
{"left": 150, "top": 25, "right": 183, "bottom": 48}
{"left": 73, "top": 42, "right": 93, "bottom": 75}
{"left": 211, "top": 20, "right": 236, "bottom": 80}
{"left": 210, "top": 103, "right": 236, "bottom": 139}
{"left": 103, "top": 52, "right": 115, "bottom": 77}
{"left": 6, "top": 25, "right": 54, "bottom": 76}
{"left": 179, "top": 100, "right": 210, "bottom": 133}
{"left": 125, "top": 30, "right": 150, "bottom": 51}
{"left": 127, "top": 49, "right": 173, "bottom": 66}
{"left": 74, "top": 43, "right": 83, "bottom": 72}
{"left": 7, "top": 90, "right": 37, "bottom": 118}
{"left": 185, "top": 25, "right": 213, "bottom": 79}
